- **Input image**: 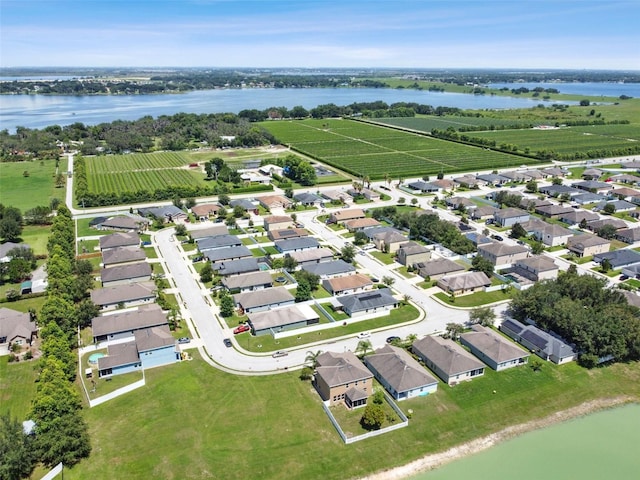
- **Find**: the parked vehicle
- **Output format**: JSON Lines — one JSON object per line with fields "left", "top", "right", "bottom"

{"left": 271, "top": 350, "right": 288, "bottom": 358}
{"left": 491, "top": 234, "right": 504, "bottom": 241}
{"left": 233, "top": 324, "right": 250, "bottom": 334}
{"left": 386, "top": 336, "right": 400, "bottom": 344}
{"left": 223, "top": 338, "right": 232, "bottom": 348}
{"left": 357, "top": 331, "right": 371, "bottom": 339}
{"left": 178, "top": 337, "right": 190, "bottom": 344}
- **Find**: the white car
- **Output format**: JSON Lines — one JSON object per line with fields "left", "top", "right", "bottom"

{"left": 272, "top": 350, "right": 288, "bottom": 358}
{"left": 357, "top": 332, "right": 371, "bottom": 339}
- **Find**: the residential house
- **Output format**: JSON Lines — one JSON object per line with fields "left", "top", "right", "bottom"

{"left": 535, "top": 204, "right": 574, "bottom": 218}
{"left": 499, "top": 318, "right": 577, "bottom": 365}
{"left": 196, "top": 234, "right": 242, "bottom": 251}
{"left": 594, "top": 200, "right": 637, "bottom": 213}
{"left": 268, "top": 228, "right": 308, "bottom": 241}
{"left": 99, "top": 232, "right": 140, "bottom": 251}
{"left": 233, "top": 286, "right": 295, "bottom": 314}
{"left": 100, "top": 262, "right": 152, "bottom": 287}
{"left": 453, "top": 175, "right": 481, "bottom": 188}
{"left": 328, "top": 208, "right": 366, "bottom": 224}
{"left": 138, "top": 205, "right": 187, "bottom": 223}
{"left": 432, "top": 179, "right": 455, "bottom": 190}
{"left": 499, "top": 171, "right": 528, "bottom": 183}
{"left": 348, "top": 187, "right": 380, "bottom": 201}
{"left": 610, "top": 187, "right": 640, "bottom": 200}
{"left": 248, "top": 304, "right": 319, "bottom": 337}
{"left": 0, "top": 308, "right": 37, "bottom": 355}
{"left": 396, "top": 241, "right": 431, "bottom": 267}
{"left": 530, "top": 223, "right": 573, "bottom": 247}
{"left": 91, "top": 304, "right": 168, "bottom": 343}
{"left": 437, "top": 271, "right": 491, "bottom": 296}
{"left": 519, "top": 197, "right": 552, "bottom": 211}
{"left": 477, "top": 242, "right": 529, "bottom": 268}
{"left": 476, "top": 173, "right": 509, "bottom": 186}
{"left": 90, "top": 282, "right": 156, "bottom": 311}
{"left": 513, "top": 256, "right": 559, "bottom": 282}
{"left": 337, "top": 288, "right": 398, "bottom": 318}
{"left": 314, "top": 351, "right": 373, "bottom": 408}
{"left": 321, "top": 190, "right": 351, "bottom": 205}
{"left": 616, "top": 227, "right": 640, "bottom": 244}
{"left": 412, "top": 335, "right": 485, "bottom": 386}
{"left": 445, "top": 196, "right": 474, "bottom": 210}
{"left": 470, "top": 205, "right": 499, "bottom": 221}
{"left": 215, "top": 258, "right": 260, "bottom": 276}
{"left": 257, "top": 195, "right": 292, "bottom": 210}
{"left": 541, "top": 167, "right": 568, "bottom": 177}
{"left": 344, "top": 217, "right": 381, "bottom": 232}
{"left": 322, "top": 273, "right": 373, "bottom": 296}
{"left": 373, "top": 230, "right": 408, "bottom": 254}
{"left": 203, "top": 246, "right": 253, "bottom": 264}
{"left": 609, "top": 173, "right": 640, "bottom": 185}
{"left": 301, "top": 259, "right": 355, "bottom": 279}
{"left": 275, "top": 237, "right": 320, "bottom": 253}
{"left": 566, "top": 234, "right": 610, "bottom": 257}
{"left": 364, "top": 345, "right": 438, "bottom": 401}
{"left": 464, "top": 232, "right": 493, "bottom": 247}
{"left": 0, "top": 242, "right": 30, "bottom": 263}
{"left": 188, "top": 225, "right": 229, "bottom": 240}
{"left": 493, "top": 208, "right": 530, "bottom": 228}
{"left": 94, "top": 215, "right": 149, "bottom": 232}
{"left": 415, "top": 257, "right": 465, "bottom": 281}
{"left": 459, "top": 324, "right": 529, "bottom": 371}
{"left": 593, "top": 249, "right": 640, "bottom": 269}
{"left": 293, "top": 192, "right": 323, "bottom": 207}
{"left": 559, "top": 210, "right": 599, "bottom": 226}
{"left": 258, "top": 164, "right": 284, "bottom": 177}
{"left": 586, "top": 218, "right": 627, "bottom": 233}
{"left": 221, "top": 271, "right": 273, "bottom": 293}
{"left": 96, "top": 341, "right": 141, "bottom": 378}
{"left": 572, "top": 192, "right": 606, "bottom": 205}
{"left": 102, "top": 247, "right": 147, "bottom": 268}
{"left": 572, "top": 180, "right": 613, "bottom": 194}
{"left": 263, "top": 215, "right": 294, "bottom": 231}
{"left": 407, "top": 181, "right": 441, "bottom": 193}
{"left": 580, "top": 168, "right": 604, "bottom": 180}
{"left": 229, "top": 198, "right": 259, "bottom": 215}
{"left": 191, "top": 203, "right": 222, "bottom": 220}
{"left": 539, "top": 184, "right": 582, "bottom": 198}
{"left": 288, "top": 248, "right": 334, "bottom": 266}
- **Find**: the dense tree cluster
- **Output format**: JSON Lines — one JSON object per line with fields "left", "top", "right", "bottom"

{"left": 509, "top": 270, "right": 640, "bottom": 367}
{"left": 369, "top": 206, "right": 474, "bottom": 255}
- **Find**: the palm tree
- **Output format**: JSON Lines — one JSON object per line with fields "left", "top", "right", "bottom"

{"left": 405, "top": 333, "right": 418, "bottom": 345}
{"left": 383, "top": 172, "right": 391, "bottom": 188}
{"left": 305, "top": 350, "right": 322, "bottom": 369}
{"left": 355, "top": 340, "right": 373, "bottom": 357}
{"left": 363, "top": 175, "right": 371, "bottom": 190}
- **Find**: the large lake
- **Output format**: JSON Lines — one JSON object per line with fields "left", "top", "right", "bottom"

{"left": 411, "top": 403, "right": 640, "bottom": 480}
{"left": 0, "top": 87, "right": 578, "bottom": 132}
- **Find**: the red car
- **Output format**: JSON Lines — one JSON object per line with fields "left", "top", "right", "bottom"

{"left": 233, "top": 324, "right": 250, "bottom": 334}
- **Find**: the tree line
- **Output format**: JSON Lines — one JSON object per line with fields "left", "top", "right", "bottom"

{"left": 509, "top": 268, "right": 640, "bottom": 367}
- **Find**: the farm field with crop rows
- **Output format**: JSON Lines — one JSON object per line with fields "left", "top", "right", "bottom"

{"left": 373, "top": 115, "right": 526, "bottom": 132}
{"left": 86, "top": 151, "right": 190, "bottom": 173}
{"left": 261, "top": 118, "right": 532, "bottom": 178}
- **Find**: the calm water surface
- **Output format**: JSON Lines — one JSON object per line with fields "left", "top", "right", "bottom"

{"left": 411, "top": 403, "right": 640, "bottom": 480}
{"left": 0, "top": 87, "right": 574, "bottom": 132}
{"left": 488, "top": 82, "right": 640, "bottom": 98}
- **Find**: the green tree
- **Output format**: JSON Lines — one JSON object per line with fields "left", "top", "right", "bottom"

{"left": 0, "top": 217, "right": 22, "bottom": 242}
{"left": 525, "top": 179, "right": 538, "bottom": 193}
{"left": 294, "top": 270, "right": 319, "bottom": 291}
{"left": 471, "top": 255, "right": 494, "bottom": 276}
{"left": 445, "top": 322, "right": 464, "bottom": 340}
{"left": 0, "top": 413, "right": 37, "bottom": 480}
{"left": 341, "top": 244, "right": 356, "bottom": 263}
{"left": 354, "top": 230, "right": 368, "bottom": 245}
{"left": 34, "top": 412, "right": 91, "bottom": 468}
{"left": 468, "top": 306, "right": 496, "bottom": 327}
{"left": 355, "top": 339, "right": 373, "bottom": 357}
{"left": 509, "top": 222, "right": 527, "bottom": 239}
{"left": 75, "top": 299, "right": 100, "bottom": 329}
{"left": 199, "top": 262, "right": 213, "bottom": 283}
{"left": 360, "top": 403, "right": 385, "bottom": 430}
{"left": 219, "top": 292, "right": 235, "bottom": 317}
{"left": 174, "top": 224, "right": 187, "bottom": 236}
{"left": 530, "top": 240, "right": 545, "bottom": 254}
{"left": 603, "top": 203, "right": 616, "bottom": 215}
{"left": 295, "top": 280, "right": 312, "bottom": 302}
{"left": 304, "top": 350, "right": 322, "bottom": 369}
{"left": 283, "top": 255, "right": 298, "bottom": 273}
{"left": 596, "top": 224, "right": 618, "bottom": 240}
{"left": 382, "top": 275, "right": 395, "bottom": 287}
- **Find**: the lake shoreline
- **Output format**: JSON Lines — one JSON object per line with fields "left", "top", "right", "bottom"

{"left": 358, "top": 396, "right": 636, "bottom": 480}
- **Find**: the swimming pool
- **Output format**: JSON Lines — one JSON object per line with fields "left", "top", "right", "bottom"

{"left": 88, "top": 352, "right": 105, "bottom": 365}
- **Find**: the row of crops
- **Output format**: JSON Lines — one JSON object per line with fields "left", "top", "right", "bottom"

{"left": 86, "top": 151, "right": 189, "bottom": 174}
{"left": 87, "top": 168, "right": 203, "bottom": 194}
{"left": 261, "top": 118, "right": 532, "bottom": 179}
{"left": 373, "top": 116, "right": 525, "bottom": 131}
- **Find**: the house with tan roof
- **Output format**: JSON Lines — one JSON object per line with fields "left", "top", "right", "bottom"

{"left": 494, "top": 208, "right": 530, "bottom": 228}
{"left": 364, "top": 345, "right": 438, "bottom": 401}
{"left": 373, "top": 230, "right": 408, "bottom": 254}
{"left": 100, "top": 262, "right": 152, "bottom": 287}
{"left": 322, "top": 273, "right": 373, "bottom": 296}
{"left": 267, "top": 228, "right": 308, "bottom": 241}
{"left": 329, "top": 208, "right": 366, "bottom": 224}
{"left": 437, "top": 271, "right": 491, "bottom": 296}
{"left": 99, "top": 232, "right": 140, "bottom": 251}
{"left": 0, "top": 307, "right": 37, "bottom": 355}
{"left": 460, "top": 325, "right": 529, "bottom": 371}
{"left": 91, "top": 281, "right": 157, "bottom": 311}
{"left": 529, "top": 223, "right": 573, "bottom": 247}
{"left": 102, "top": 246, "right": 147, "bottom": 268}
{"left": 188, "top": 224, "right": 229, "bottom": 240}
{"left": 566, "top": 234, "right": 610, "bottom": 257}
{"left": 513, "top": 255, "right": 559, "bottom": 282}
{"left": 314, "top": 351, "right": 373, "bottom": 408}
{"left": 258, "top": 195, "right": 292, "bottom": 210}
{"left": 247, "top": 304, "right": 319, "bottom": 337}
{"left": 221, "top": 271, "right": 273, "bottom": 293}
{"left": 344, "top": 217, "right": 381, "bottom": 232}
{"left": 477, "top": 242, "right": 529, "bottom": 267}
{"left": 191, "top": 203, "right": 222, "bottom": 219}
{"left": 396, "top": 241, "right": 431, "bottom": 267}
{"left": 95, "top": 216, "right": 149, "bottom": 233}
{"left": 233, "top": 286, "right": 295, "bottom": 314}
{"left": 288, "top": 247, "right": 334, "bottom": 266}
{"left": 416, "top": 257, "right": 465, "bottom": 280}
{"left": 263, "top": 215, "right": 294, "bottom": 231}
{"left": 412, "top": 335, "right": 485, "bottom": 386}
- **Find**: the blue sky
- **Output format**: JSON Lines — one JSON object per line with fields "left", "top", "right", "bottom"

{"left": 1, "top": 0, "right": 638, "bottom": 70}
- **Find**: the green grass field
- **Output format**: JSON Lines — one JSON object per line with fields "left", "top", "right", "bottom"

{"left": 0, "top": 157, "right": 67, "bottom": 211}
{"left": 45, "top": 351, "right": 640, "bottom": 480}
{"left": 260, "top": 118, "right": 537, "bottom": 179}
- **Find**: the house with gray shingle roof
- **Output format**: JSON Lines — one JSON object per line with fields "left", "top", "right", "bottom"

{"left": 203, "top": 245, "right": 253, "bottom": 264}
{"left": 248, "top": 304, "right": 319, "bottom": 337}
{"left": 91, "top": 304, "right": 168, "bottom": 343}
{"left": 102, "top": 246, "right": 147, "bottom": 267}
{"left": 314, "top": 351, "right": 373, "bottom": 408}
{"left": 274, "top": 237, "right": 320, "bottom": 253}
{"left": 593, "top": 249, "right": 640, "bottom": 269}
{"left": 233, "top": 286, "right": 295, "bottom": 314}
{"left": 513, "top": 256, "right": 559, "bottom": 282}
{"left": 196, "top": 234, "right": 242, "bottom": 251}
{"left": 373, "top": 230, "right": 408, "bottom": 254}
{"left": 460, "top": 325, "right": 529, "bottom": 371}
{"left": 499, "top": 318, "right": 577, "bottom": 365}
{"left": 91, "top": 281, "right": 156, "bottom": 311}
{"left": 0, "top": 307, "right": 37, "bottom": 354}
{"left": 529, "top": 223, "right": 573, "bottom": 247}
{"left": 100, "top": 262, "right": 152, "bottom": 287}
{"left": 437, "top": 271, "right": 491, "bottom": 295}
{"left": 559, "top": 210, "right": 599, "bottom": 226}
{"left": 337, "top": 288, "right": 398, "bottom": 318}
{"left": 364, "top": 345, "right": 438, "bottom": 401}
{"left": 302, "top": 259, "right": 355, "bottom": 278}
{"left": 494, "top": 208, "right": 530, "bottom": 227}
{"left": 99, "top": 232, "right": 140, "bottom": 251}
{"left": 221, "top": 271, "right": 273, "bottom": 293}
{"left": 412, "top": 335, "right": 485, "bottom": 386}
{"left": 293, "top": 192, "right": 322, "bottom": 206}
{"left": 215, "top": 258, "right": 260, "bottom": 276}
{"left": 416, "top": 258, "right": 465, "bottom": 280}
{"left": 616, "top": 227, "right": 640, "bottom": 244}
{"left": 566, "top": 234, "right": 610, "bottom": 257}
{"left": 477, "top": 242, "right": 529, "bottom": 267}
{"left": 396, "top": 241, "right": 431, "bottom": 267}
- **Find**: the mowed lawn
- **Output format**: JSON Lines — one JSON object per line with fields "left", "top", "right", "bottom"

{"left": 0, "top": 157, "right": 67, "bottom": 211}
{"left": 59, "top": 351, "right": 640, "bottom": 480}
